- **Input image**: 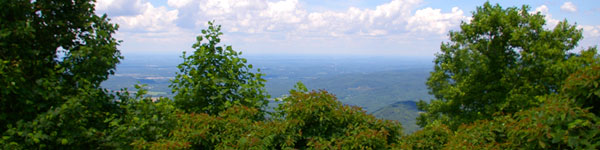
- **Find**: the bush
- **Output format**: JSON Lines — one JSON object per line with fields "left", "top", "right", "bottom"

{"left": 136, "top": 83, "right": 404, "bottom": 149}
{"left": 399, "top": 121, "right": 452, "bottom": 150}
{"left": 446, "top": 96, "right": 600, "bottom": 149}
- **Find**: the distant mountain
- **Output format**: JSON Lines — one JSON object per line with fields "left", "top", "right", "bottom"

{"left": 301, "top": 68, "right": 432, "bottom": 113}
{"left": 372, "top": 101, "right": 421, "bottom": 134}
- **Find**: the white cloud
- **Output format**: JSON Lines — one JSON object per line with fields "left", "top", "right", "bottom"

{"left": 95, "top": 0, "right": 197, "bottom": 54}
{"left": 160, "top": 0, "right": 468, "bottom": 38}
{"left": 579, "top": 25, "right": 600, "bottom": 51}
{"left": 560, "top": 2, "right": 577, "bottom": 13}
{"left": 261, "top": 0, "right": 305, "bottom": 24}
{"left": 579, "top": 25, "right": 600, "bottom": 38}
{"left": 407, "top": 7, "right": 467, "bottom": 34}
{"left": 533, "top": 5, "right": 560, "bottom": 29}
{"left": 97, "top": 0, "right": 471, "bottom": 54}
{"left": 95, "top": 0, "right": 179, "bottom": 33}
{"left": 167, "top": 0, "right": 191, "bottom": 8}
{"left": 95, "top": 0, "right": 146, "bottom": 16}
{"left": 297, "top": 0, "right": 422, "bottom": 37}
{"left": 112, "top": 4, "right": 178, "bottom": 32}
{"left": 97, "top": 0, "right": 470, "bottom": 39}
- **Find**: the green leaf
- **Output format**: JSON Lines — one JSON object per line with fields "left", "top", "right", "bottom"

{"left": 61, "top": 139, "right": 68, "bottom": 145}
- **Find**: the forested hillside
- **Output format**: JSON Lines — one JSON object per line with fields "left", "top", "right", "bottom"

{"left": 1, "top": 1, "right": 599, "bottom": 149}
{"left": 372, "top": 101, "right": 421, "bottom": 133}
{"left": 303, "top": 69, "right": 432, "bottom": 113}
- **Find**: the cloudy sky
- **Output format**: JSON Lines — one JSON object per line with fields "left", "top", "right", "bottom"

{"left": 95, "top": 0, "right": 600, "bottom": 57}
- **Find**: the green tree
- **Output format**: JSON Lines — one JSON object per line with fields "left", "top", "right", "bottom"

{"left": 138, "top": 82, "right": 403, "bottom": 149}
{"left": 169, "top": 21, "right": 269, "bottom": 116}
{"left": 418, "top": 2, "right": 598, "bottom": 129}
{"left": 0, "top": 0, "right": 122, "bottom": 148}
{"left": 102, "top": 85, "right": 180, "bottom": 149}
{"left": 1, "top": 86, "right": 120, "bottom": 149}
{"left": 273, "top": 82, "right": 404, "bottom": 149}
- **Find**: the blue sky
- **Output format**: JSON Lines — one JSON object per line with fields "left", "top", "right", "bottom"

{"left": 95, "top": 0, "right": 600, "bottom": 57}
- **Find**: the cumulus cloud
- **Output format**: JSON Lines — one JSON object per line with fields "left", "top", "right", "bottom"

{"left": 560, "top": 2, "right": 577, "bottom": 13}
{"left": 160, "top": 0, "right": 468, "bottom": 39}
{"left": 98, "top": 0, "right": 470, "bottom": 37}
{"left": 406, "top": 7, "right": 467, "bottom": 34}
{"left": 167, "top": 0, "right": 191, "bottom": 8}
{"left": 533, "top": 5, "right": 560, "bottom": 29}
{"left": 300, "top": 0, "right": 424, "bottom": 37}
{"left": 578, "top": 25, "right": 600, "bottom": 51}
{"left": 113, "top": 5, "right": 178, "bottom": 32}
{"left": 96, "top": 0, "right": 180, "bottom": 33}
{"left": 166, "top": 0, "right": 295, "bottom": 34}
{"left": 94, "top": 0, "right": 200, "bottom": 51}
{"left": 579, "top": 25, "right": 600, "bottom": 38}
{"left": 97, "top": 0, "right": 473, "bottom": 54}
{"left": 96, "top": 0, "right": 146, "bottom": 16}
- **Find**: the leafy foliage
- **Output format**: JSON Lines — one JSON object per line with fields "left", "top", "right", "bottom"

{"left": 399, "top": 121, "right": 452, "bottom": 150}
{"left": 562, "top": 63, "right": 600, "bottom": 115}
{"left": 404, "top": 63, "right": 600, "bottom": 149}
{"left": 445, "top": 95, "right": 600, "bottom": 149}
{"left": 274, "top": 82, "right": 404, "bottom": 149}
{"left": 137, "top": 82, "right": 404, "bottom": 149}
{"left": 0, "top": 0, "right": 123, "bottom": 148}
{"left": 169, "top": 21, "right": 269, "bottom": 116}
{"left": 419, "top": 2, "right": 599, "bottom": 129}
{"left": 102, "top": 85, "right": 180, "bottom": 149}
{"left": 0, "top": 86, "right": 120, "bottom": 149}
{"left": 0, "top": 0, "right": 122, "bottom": 131}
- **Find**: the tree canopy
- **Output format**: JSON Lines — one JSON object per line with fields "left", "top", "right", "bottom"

{"left": 1, "top": 0, "right": 123, "bottom": 148}
{"left": 418, "top": 2, "right": 599, "bottom": 129}
{"left": 169, "top": 21, "right": 269, "bottom": 116}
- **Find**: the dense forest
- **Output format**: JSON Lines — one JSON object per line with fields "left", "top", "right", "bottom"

{"left": 1, "top": 0, "right": 599, "bottom": 149}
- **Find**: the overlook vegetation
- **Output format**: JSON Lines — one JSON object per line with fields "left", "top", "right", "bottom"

{"left": 1, "top": 0, "right": 599, "bottom": 149}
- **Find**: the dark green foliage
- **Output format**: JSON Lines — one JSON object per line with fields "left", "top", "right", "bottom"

{"left": 275, "top": 83, "right": 404, "bottom": 149}
{"left": 102, "top": 86, "right": 180, "bottom": 149}
{"left": 446, "top": 96, "right": 600, "bottom": 149}
{"left": 399, "top": 122, "right": 452, "bottom": 150}
{"left": 169, "top": 21, "right": 269, "bottom": 116}
{"left": 1, "top": 86, "right": 120, "bottom": 149}
{"left": 562, "top": 63, "right": 600, "bottom": 115}
{"left": 0, "top": 0, "right": 123, "bottom": 148}
{"left": 134, "top": 105, "right": 273, "bottom": 149}
{"left": 0, "top": 0, "right": 121, "bottom": 131}
{"left": 419, "top": 2, "right": 599, "bottom": 129}
{"left": 137, "top": 82, "right": 404, "bottom": 149}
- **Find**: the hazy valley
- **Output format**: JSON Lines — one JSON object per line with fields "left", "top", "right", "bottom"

{"left": 102, "top": 53, "right": 433, "bottom": 133}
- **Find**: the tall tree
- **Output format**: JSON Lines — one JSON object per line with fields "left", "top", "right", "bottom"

{"left": 0, "top": 0, "right": 121, "bottom": 131}
{"left": 418, "top": 2, "right": 598, "bottom": 129}
{"left": 170, "top": 21, "right": 269, "bottom": 116}
{"left": 0, "top": 0, "right": 123, "bottom": 148}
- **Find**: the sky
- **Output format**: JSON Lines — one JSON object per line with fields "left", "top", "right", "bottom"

{"left": 95, "top": 0, "right": 600, "bottom": 57}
